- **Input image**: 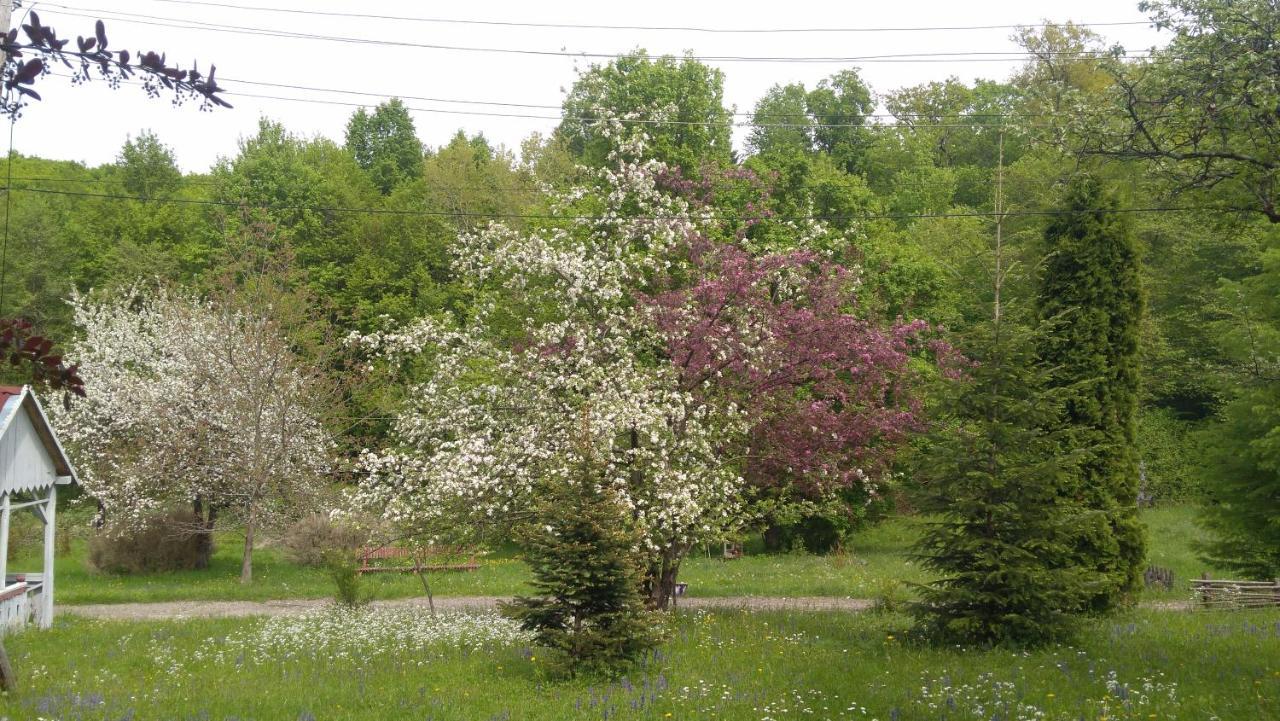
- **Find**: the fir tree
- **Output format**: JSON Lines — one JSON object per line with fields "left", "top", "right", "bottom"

{"left": 912, "top": 317, "right": 1095, "bottom": 646}
{"left": 502, "top": 420, "right": 662, "bottom": 676}
{"left": 1037, "top": 176, "right": 1146, "bottom": 610}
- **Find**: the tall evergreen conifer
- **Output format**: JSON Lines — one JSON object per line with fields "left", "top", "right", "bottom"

{"left": 1037, "top": 176, "right": 1145, "bottom": 610}
{"left": 913, "top": 138, "right": 1095, "bottom": 646}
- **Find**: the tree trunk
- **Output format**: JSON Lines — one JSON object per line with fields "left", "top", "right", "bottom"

{"left": 412, "top": 555, "right": 435, "bottom": 616}
{"left": 645, "top": 547, "right": 686, "bottom": 610}
{"left": 193, "top": 497, "right": 217, "bottom": 569}
{"left": 240, "top": 511, "right": 254, "bottom": 584}
{"left": 763, "top": 524, "right": 786, "bottom": 552}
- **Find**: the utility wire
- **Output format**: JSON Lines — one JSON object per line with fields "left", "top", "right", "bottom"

{"left": 43, "top": 4, "right": 1145, "bottom": 65}
{"left": 1, "top": 185, "right": 1231, "bottom": 223}
{"left": 225, "top": 88, "right": 1057, "bottom": 129}
{"left": 216, "top": 75, "right": 1055, "bottom": 120}
{"left": 140, "top": 0, "right": 1154, "bottom": 35}
{"left": 43, "top": 68, "right": 1053, "bottom": 129}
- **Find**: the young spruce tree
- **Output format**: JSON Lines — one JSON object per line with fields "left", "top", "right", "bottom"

{"left": 1036, "top": 176, "right": 1146, "bottom": 611}
{"left": 502, "top": 417, "right": 661, "bottom": 676}
{"left": 912, "top": 315, "right": 1095, "bottom": 645}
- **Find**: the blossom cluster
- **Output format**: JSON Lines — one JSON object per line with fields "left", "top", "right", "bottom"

{"left": 350, "top": 116, "right": 942, "bottom": 598}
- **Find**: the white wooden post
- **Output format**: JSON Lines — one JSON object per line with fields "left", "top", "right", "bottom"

{"left": 0, "top": 492, "right": 9, "bottom": 586}
{"left": 40, "top": 485, "right": 55, "bottom": 628}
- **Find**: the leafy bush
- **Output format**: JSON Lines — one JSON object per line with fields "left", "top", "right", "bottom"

{"left": 280, "top": 513, "right": 365, "bottom": 567}
{"left": 760, "top": 489, "right": 884, "bottom": 554}
{"left": 1136, "top": 407, "right": 1199, "bottom": 503}
{"left": 323, "top": 550, "right": 371, "bottom": 608}
{"left": 87, "top": 510, "right": 210, "bottom": 574}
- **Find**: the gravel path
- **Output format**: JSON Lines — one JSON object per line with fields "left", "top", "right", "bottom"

{"left": 59, "top": 595, "right": 874, "bottom": 621}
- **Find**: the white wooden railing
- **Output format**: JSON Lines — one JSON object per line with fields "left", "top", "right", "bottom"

{"left": 0, "top": 581, "right": 30, "bottom": 631}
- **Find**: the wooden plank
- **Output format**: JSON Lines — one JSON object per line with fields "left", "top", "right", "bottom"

{"left": 0, "top": 582, "right": 25, "bottom": 603}
{"left": 40, "top": 485, "right": 54, "bottom": 628}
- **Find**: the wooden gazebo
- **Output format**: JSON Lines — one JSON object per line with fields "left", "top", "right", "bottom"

{"left": 0, "top": 386, "right": 76, "bottom": 630}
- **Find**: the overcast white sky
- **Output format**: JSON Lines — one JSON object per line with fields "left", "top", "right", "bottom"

{"left": 11, "top": 0, "right": 1171, "bottom": 173}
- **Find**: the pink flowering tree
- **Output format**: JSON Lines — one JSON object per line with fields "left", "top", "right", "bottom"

{"left": 647, "top": 247, "right": 931, "bottom": 496}
{"left": 642, "top": 178, "right": 950, "bottom": 547}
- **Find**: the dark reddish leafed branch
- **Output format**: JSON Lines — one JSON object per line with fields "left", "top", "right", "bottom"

{"left": 0, "top": 318, "right": 84, "bottom": 402}
{"left": 2, "top": 12, "right": 231, "bottom": 118}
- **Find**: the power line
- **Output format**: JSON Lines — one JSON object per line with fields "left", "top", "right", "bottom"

{"left": 6, "top": 174, "right": 222, "bottom": 185}
{"left": 216, "top": 75, "right": 1056, "bottom": 121}
{"left": 2, "top": 184, "right": 1229, "bottom": 223}
{"left": 226, "top": 89, "right": 1051, "bottom": 129}
{"left": 140, "top": 0, "right": 1153, "bottom": 35}
{"left": 43, "top": 68, "right": 1046, "bottom": 130}
{"left": 44, "top": 4, "right": 1145, "bottom": 65}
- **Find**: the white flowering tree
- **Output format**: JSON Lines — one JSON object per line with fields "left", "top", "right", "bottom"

{"left": 353, "top": 120, "right": 746, "bottom": 608}
{"left": 53, "top": 283, "right": 333, "bottom": 583}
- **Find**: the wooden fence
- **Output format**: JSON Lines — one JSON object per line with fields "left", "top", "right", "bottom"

{"left": 1192, "top": 574, "right": 1280, "bottom": 609}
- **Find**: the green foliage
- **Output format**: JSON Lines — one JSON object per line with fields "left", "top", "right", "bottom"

{"left": 912, "top": 319, "right": 1094, "bottom": 647}
{"left": 1083, "top": 0, "right": 1280, "bottom": 223}
{"left": 1135, "top": 407, "right": 1199, "bottom": 502}
{"left": 117, "top": 131, "right": 183, "bottom": 197}
{"left": 345, "top": 98, "right": 424, "bottom": 194}
{"left": 323, "top": 550, "right": 371, "bottom": 608}
{"left": 559, "top": 51, "right": 732, "bottom": 172}
{"left": 1137, "top": 213, "right": 1265, "bottom": 415}
{"left": 1197, "top": 382, "right": 1280, "bottom": 578}
{"left": 1197, "top": 228, "right": 1280, "bottom": 578}
{"left": 747, "top": 70, "right": 874, "bottom": 174}
{"left": 503, "top": 449, "right": 662, "bottom": 676}
{"left": 1037, "top": 175, "right": 1146, "bottom": 610}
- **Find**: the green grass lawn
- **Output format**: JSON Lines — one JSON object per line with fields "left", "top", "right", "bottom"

{"left": 14, "top": 505, "right": 1224, "bottom": 605}
{"left": 3, "top": 606, "right": 1278, "bottom": 720}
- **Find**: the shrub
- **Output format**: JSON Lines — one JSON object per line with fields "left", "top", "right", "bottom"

{"left": 323, "top": 550, "right": 371, "bottom": 608}
{"left": 870, "top": 578, "right": 911, "bottom": 615}
{"left": 280, "top": 513, "right": 365, "bottom": 567}
{"left": 88, "top": 510, "right": 210, "bottom": 574}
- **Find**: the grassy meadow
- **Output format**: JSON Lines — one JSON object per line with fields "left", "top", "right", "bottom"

{"left": 0, "top": 504, "right": 1268, "bottom": 720}
{"left": 8, "top": 506, "right": 1215, "bottom": 606}
{"left": 3, "top": 607, "right": 1278, "bottom": 720}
